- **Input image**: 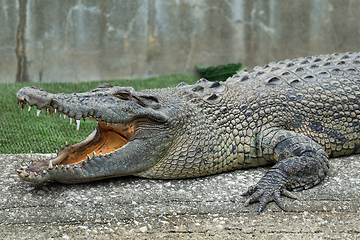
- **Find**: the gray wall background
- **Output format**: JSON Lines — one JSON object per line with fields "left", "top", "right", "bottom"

{"left": 1, "top": 0, "right": 360, "bottom": 83}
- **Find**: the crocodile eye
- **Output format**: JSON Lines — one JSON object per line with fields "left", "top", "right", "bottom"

{"left": 30, "top": 86, "right": 45, "bottom": 91}
{"left": 114, "top": 90, "right": 132, "bottom": 100}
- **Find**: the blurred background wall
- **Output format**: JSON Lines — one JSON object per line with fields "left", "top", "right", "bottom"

{"left": 1, "top": 0, "right": 360, "bottom": 82}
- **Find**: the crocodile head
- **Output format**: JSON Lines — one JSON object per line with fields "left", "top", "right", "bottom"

{"left": 16, "top": 83, "right": 182, "bottom": 183}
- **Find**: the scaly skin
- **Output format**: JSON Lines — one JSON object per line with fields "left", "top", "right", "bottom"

{"left": 16, "top": 52, "right": 360, "bottom": 213}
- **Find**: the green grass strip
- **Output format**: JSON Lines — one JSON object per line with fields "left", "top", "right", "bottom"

{"left": 0, "top": 73, "right": 199, "bottom": 154}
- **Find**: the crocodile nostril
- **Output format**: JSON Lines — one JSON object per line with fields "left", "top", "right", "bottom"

{"left": 98, "top": 83, "right": 113, "bottom": 88}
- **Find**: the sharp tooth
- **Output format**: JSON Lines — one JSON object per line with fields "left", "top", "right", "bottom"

{"left": 28, "top": 105, "right": 32, "bottom": 112}
{"left": 43, "top": 170, "right": 47, "bottom": 174}
{"left": 49, "top": 161, "right": 53, "bottom": 169}
{"left": 69, "top": 118, "right": 73, "bottom": 125}
{"left": 76, "top": 119, "right": 80, "bottom": 131}
{"left": 37, "top": 109, "right": 41, "bottom": 117}
{"left": 55, "top": 109, "right": 57, "bottom": 113}
{"left": 93, "top": 151, "right": 97, "bottom": 157}
{"left": 87, "top": 154, "right": 91, "bottom": 160}
{"left": 17, "top": 169, "right": 23, "bottom": 173}
{"left": 66, "top": 141, "right": 69, "bottom": 146}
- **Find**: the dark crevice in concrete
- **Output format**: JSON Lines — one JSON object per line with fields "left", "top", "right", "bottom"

{"left": 16, "top": 0, "right": 28, "bottom": 82}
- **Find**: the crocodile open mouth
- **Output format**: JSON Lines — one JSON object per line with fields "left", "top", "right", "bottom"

{"left": 52, "top": 120, "right": 134, "bottom": 166}
{"left": 16, "top": 101, "right": 138, "bottom": 180}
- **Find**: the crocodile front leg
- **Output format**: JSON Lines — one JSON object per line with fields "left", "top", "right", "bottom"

{"left": 242, "top": 128, "right": 330, "bottom": 214}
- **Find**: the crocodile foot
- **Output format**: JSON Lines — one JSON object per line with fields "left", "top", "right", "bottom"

{"left": 241, "top": 169, "right": 298, "bottom": 214}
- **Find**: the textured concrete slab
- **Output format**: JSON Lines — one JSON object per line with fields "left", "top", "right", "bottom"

{"left": 1, "top": 154, "right": 359, "bottom": 239}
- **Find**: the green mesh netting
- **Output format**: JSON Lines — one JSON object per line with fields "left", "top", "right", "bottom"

{"left": 0, "top": 73, "right": 199, "bottom": 154}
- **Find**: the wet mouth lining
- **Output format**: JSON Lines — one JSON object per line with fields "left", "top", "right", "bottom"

{"left": 52, "top": 121, "right": 132, "bottom": 166}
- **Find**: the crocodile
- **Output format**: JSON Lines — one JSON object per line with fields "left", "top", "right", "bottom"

{"left": 16, "top": 52, "right": 360, "bottom": 213}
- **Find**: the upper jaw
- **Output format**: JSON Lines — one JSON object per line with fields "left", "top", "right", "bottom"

{"left": 16, "top": 85, "right": 167, "bottom": 125}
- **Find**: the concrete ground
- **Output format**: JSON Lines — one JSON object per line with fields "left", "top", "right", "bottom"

{"left": 1, "top": 154, "right": 359, "bottom": 239}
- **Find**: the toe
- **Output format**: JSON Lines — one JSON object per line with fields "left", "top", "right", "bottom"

{"left": 282, "top": 189, "right": 297, "bottom": 199}
{"left": 273, "top": 191, "right": 286, "bottom": 211}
